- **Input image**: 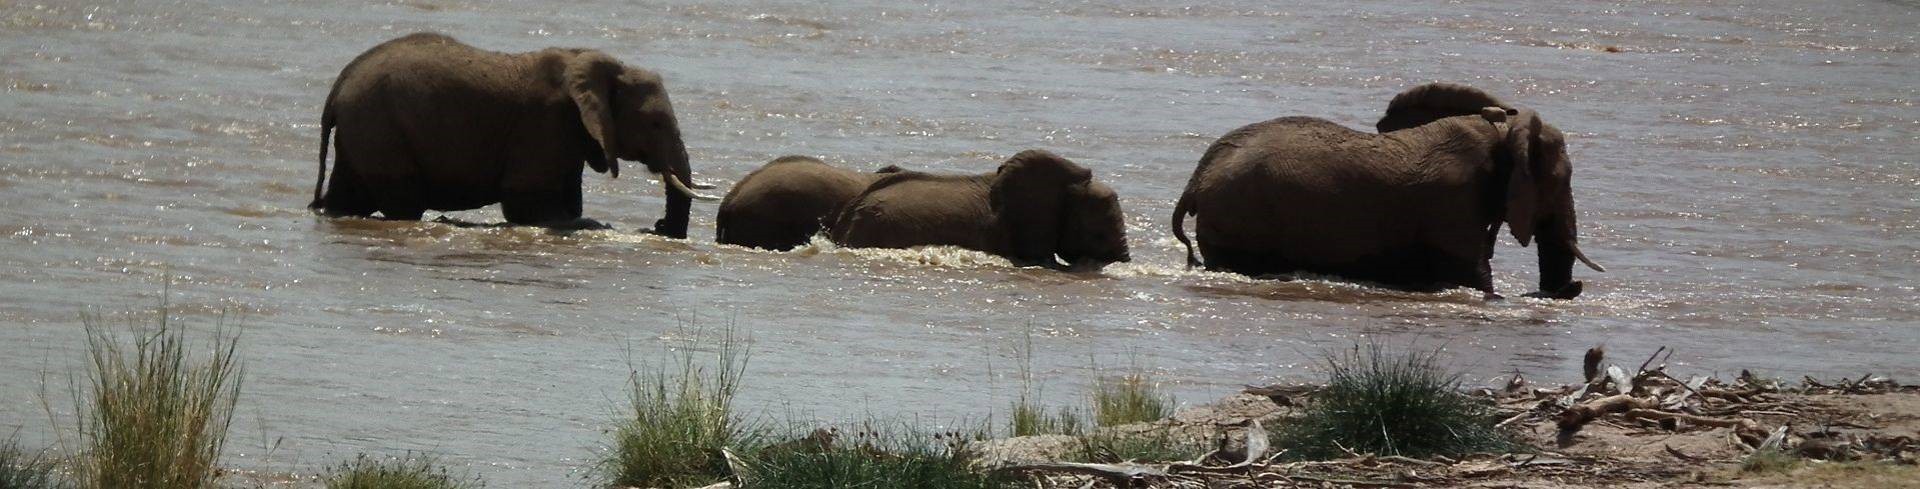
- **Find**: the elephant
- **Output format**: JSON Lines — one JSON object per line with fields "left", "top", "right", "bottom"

{"left": 715, "top": 155, "right": 901, "bottom": 251}
{"left": 309, "top": 32, "right": 718, "bottom": 236}
{"left": 828, "top": 150, "right": 1131, "bottom": 270}
{"left": 1169, "top": 82, "right": 1603, "bottom": 299}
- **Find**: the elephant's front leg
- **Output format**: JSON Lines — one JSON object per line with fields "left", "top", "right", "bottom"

{"left": 501, "top": 169, "right": 603, "bottom": 229}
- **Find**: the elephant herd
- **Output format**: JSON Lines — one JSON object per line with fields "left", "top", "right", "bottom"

{"left": 309, "top": 33, "right": 1604, "bottom": 300}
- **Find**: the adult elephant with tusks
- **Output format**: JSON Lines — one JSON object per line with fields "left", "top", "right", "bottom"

{"left": 1170, "top": 83, "right": 1604, "bottom": 299}
{"left": 309, "top": 32, "right": 720, "bottom": 237}
{"left": 715, "top": 156, "right": 902, "bottom": 251}
{"left": 829, "top": 150, "right": 1131, "bottom": 270}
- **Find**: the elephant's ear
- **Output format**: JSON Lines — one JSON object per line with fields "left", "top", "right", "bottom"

{"left": 1377, "top": 82, "right": 1509, "bottom": 132}
{"left": 566, "top": 51, "right": 621, "bottom": 177}
{"left": 990, "top": 150, "right": 1092, "bottom": 263}
{"left": 1504, "top": 109, "right": 1543, "bottom": 247}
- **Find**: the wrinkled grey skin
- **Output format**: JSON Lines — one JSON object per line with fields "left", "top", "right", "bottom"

{"left": 715, "top": 156, "right": 901, "bottom": 251}
{"left": 1170, "top": 83, "right": 1603, "bottom": 299}
{"left": 830, "top": 150, "right": 1131, "bottom": 270}
{"left": 312, "top": 32, "right": 707, "bottom": 236}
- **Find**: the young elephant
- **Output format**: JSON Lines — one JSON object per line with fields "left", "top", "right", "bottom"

{"left": 715, "top": 156, "right": 901, "bottom": 251}
{"left": 1169, "top": 83, "right": 1603, "bottom": 299}
{"left": 311, "top": 32, "right": 718, "bottom": 236}
{"left": 829, "top": 150, "right": 1131, "bottom": 270}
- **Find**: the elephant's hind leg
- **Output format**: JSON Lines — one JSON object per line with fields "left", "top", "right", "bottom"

{"left": 375, "top": 174, "right": 427, "bottom": 221}
{"left": 319, "top": 166, "right": 378, "bottom": 218}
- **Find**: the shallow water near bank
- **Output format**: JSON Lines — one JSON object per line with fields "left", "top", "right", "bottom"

{"left": 2, "top": 0, "right": 1916, "bottom": 485}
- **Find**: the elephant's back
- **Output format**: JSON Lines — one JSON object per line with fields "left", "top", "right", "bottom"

{"left": 834, "top": 175, "right": 996, "bottom": 251}
{"left": 1190, "top": 117, "right": 1407, "bottom": 263}
{"left": 725, "top": 160, "right": 872, "bottom": 211}
{"left": 717, "top": 160, "right": 872, "bottom": 249}
{"left": 331, "top": 33, "right": 528, "bottom": 110}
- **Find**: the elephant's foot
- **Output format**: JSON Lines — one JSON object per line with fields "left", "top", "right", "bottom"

{"left": 1523, "top": 281, "right": 1584, "bottom": 300}
{"left": 1482, "top": 290, "right": 1505, "bottom": 301}
{"left": 648, "top": 217, "right": 690, "bottom": 239}
{"left": 537, "top": 217, "right": 611, "bottom": 231}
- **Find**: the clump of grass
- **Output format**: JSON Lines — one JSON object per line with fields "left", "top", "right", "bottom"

{"left": 1739, "top": 449, "right": 1800, "bottom": 474}
{"left": 322, "top": 453, "right": 482, "bottom": 489}
{"left": 1, "top": 436, "right": 65, "bottom": 489}
{"left": 60, "top": 299, "right": 242, "bottom": 489}
{"left": 1009, "top": 400, "right": 1083, "bottom": 437}
{"left": 1006, "top": 330, "right": 1083, "bottom": 437}
{"left": 595, "top": 327, "right": 759, "bottom": 488}
{"left": 1071, "top": 430, "right": 1206, "bottom": 464}
{"left": 1090, "top": 366, "right": 1174, "bottom": 427}
{"left": 1270, "top": 343, "right": 1515, "bottom": 460}
{"left": 743, "top": 424, "right": 1007, "bottom": 489}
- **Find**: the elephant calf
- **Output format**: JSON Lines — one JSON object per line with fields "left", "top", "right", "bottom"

{"left": 829, "top": 150, "right": 1131, "bottom": 270}
{"left": 311, "top": 32, "right": 717, "bottom": 236}
{"left": 715, "top": 156, "right": 900, "bottom": 251}
{"left": 1170, "top": 83, "right": 1603, "bottom": 299}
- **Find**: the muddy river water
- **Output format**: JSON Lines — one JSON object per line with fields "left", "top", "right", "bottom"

{"left": 2, "top": 0, "right": 1916, "bottom": 484}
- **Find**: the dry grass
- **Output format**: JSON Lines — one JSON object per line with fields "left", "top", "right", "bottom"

{"left": 54, "top": 298, "right": 242, "bottom": 489}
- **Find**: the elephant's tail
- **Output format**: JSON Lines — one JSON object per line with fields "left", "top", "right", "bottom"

{"left": 310, "top": 101, "right": 334, "bottom": 212}
{"left": 1171, "top": 190, "right": 1200, "bottom": 269}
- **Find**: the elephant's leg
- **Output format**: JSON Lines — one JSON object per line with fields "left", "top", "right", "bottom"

{"left": 502, "top": 171, "right": 600, "bottom": 229}
{"left": 1199, "top": 241, "right": 1291, "bottom": 277}
{"left": 319, "top": 165, "right": 378, "bottom": 218}
{"left": 376, "top": 174, "right": 427, "bottom": 221}
{"left": 1428, "top": 248, "right": 1498, "bottom": 299}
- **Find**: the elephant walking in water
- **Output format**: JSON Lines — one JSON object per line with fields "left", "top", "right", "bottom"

{"left": 715, "top": 156, "right": 900, "bottom": 251}
{"left": 1170, "top": 83, "right": 1603, "bottom": 299}
{"left": 311, "top": 32, "right": 717, "bottom": 236}
{"left": 830, "top": 150, "right": 1131, "bottom": 270}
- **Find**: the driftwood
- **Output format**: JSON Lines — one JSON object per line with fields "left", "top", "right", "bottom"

{"left": 1556, "top": 394, "right": 1657, "bottom": 446}
{"left": 993, "top": 461, "right": 1180, "bottom": 485}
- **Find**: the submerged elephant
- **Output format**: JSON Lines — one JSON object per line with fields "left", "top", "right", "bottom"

{"left": 1170, "top": 83, "right": 1603, "bottom": 299}
{"left": 715, "top": 156, "right": 901, "bottom": 251}
{"left": 828, "top": 150, "right": 1131, "bottom": 269}
{"left": 309, "top": 32, "right": 718, "bottom": 236}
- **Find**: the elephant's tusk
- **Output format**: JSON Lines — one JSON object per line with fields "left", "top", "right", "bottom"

{"left": 1571, "top": 244, "right": 1605, "bottom": 273}
{"left": 687, "top": 180, "right": 718, "bottom": 190}
{"left": 665, "top": 174, "right": 722, "bottom": 202}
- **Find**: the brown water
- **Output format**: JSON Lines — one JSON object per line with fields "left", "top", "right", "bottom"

{"left": 3, "top": 0, "right": 1916, "bottom": 484}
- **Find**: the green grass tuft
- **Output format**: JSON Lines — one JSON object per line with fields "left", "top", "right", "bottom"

{"left": 594, "top": 326, "right": 759, "bottom": 488}
{"left": 1740, "top": 449, "right": 1800, "bottom": 474}
{"left": 1, "top": 436, "right": 66, "bottom": 489}
{"left": 1090, "top": 368, "right": 1174, "bottom": 428}
{"left": 743, "top": 424, "right": 1007, "bottom": 489}
{"left": 1008, "top": 400, "right": 1083, "bottom": 437}
{"left": 62, "top": 298, "right": 242, "bottom": 489}
{"left": 1270, "top": 343, "right": 1516, "bottom": 460}
{"left": 1005, "top": 330, "right": 1083, "bottom": 437}
{"left": 322, "top": 453, "right": 482, "bottom": 489}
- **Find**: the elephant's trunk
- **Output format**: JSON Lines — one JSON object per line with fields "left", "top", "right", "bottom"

{"left": 1534, "top": 213, "right": 1602, "bottom": 299}
{"left": 652, "top": 144, "right": 694, "bottom": 239}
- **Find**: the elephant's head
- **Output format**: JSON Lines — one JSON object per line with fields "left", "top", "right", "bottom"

{"left": 1379, "top": 82, "right": 1604, "bottom": 299}
{"left": 1057, "top": 180, "right": 1131, "bottom": 269}
{"left": 1500, "top": 109, "right": 1605, "bottom": 299}
{"left": 990, "top": 150, "right": 1131, "bottom": 269}
{"left": 565, "top": 51, "right": 716, "bottom": 238}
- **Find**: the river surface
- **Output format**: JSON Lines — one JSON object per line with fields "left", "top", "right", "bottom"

{"left": 2, "top": 0, "right": 1916, "bottom": 485}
